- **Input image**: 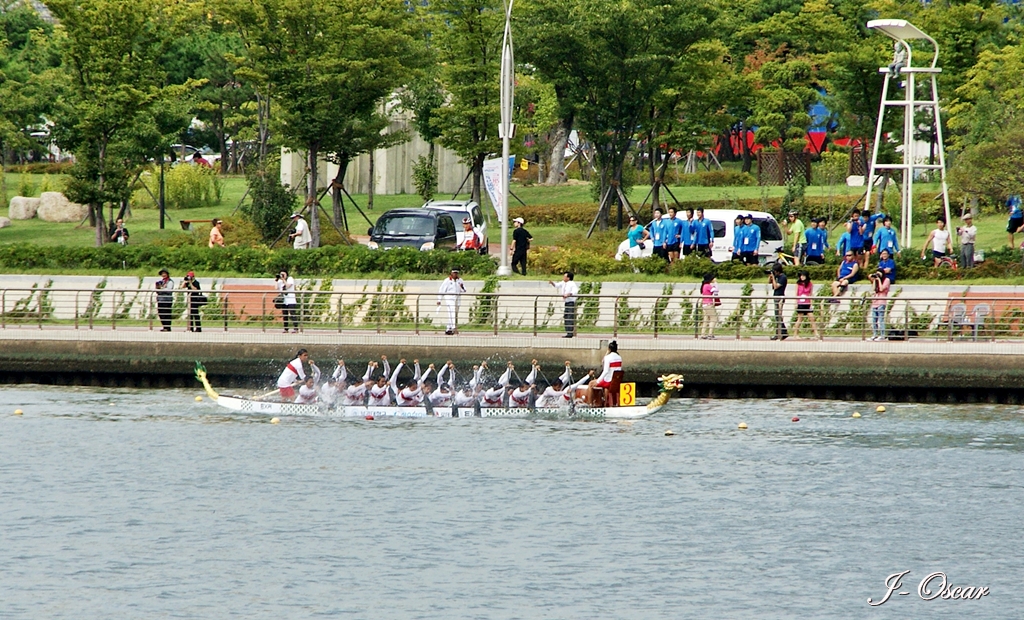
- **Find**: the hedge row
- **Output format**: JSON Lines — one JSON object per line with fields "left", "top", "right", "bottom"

{"left": 0, "top": 243, "right": 497, "bottom": 277}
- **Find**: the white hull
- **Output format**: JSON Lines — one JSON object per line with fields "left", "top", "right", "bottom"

{"left": 211, "top": 394, "right": 662, "bottom": 420}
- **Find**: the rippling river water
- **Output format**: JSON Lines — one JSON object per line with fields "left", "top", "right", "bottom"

{"left": 1, "top": 386, "right": 1022, "bottom": 619}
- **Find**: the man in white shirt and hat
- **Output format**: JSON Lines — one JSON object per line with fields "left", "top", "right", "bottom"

{"left": 289, "top": 212, "right": 312, "bottom": 249}
{"left": 437, "top": 268, "right": 466, "bottom": 335}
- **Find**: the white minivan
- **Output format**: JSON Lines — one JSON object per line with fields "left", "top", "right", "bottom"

{"left": 614, "top": 209, "right": 784, "bottom": 264}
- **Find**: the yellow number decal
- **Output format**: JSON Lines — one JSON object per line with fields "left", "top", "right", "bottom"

{"left": 619, "top": 382, "right": 636, "bottom": 406}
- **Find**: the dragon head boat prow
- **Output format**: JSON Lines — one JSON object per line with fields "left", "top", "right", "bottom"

{"left": 194, "top": 362, "right": 220, "bottom": 401}
{"left": 647, "top": 373, "right": 684, "bottom": 410}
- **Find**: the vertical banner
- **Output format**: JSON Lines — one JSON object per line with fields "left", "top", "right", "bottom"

{"left": 482, "top": 155, "right": 516, "bottom": 220}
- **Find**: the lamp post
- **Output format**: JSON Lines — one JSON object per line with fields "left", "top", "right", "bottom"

{"left": 496, "top": 0, "right": 515, "bottom": 277}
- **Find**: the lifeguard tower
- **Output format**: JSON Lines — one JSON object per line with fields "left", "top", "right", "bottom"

{"left": 865, "top": 19, "right": 952, "bottom": 249}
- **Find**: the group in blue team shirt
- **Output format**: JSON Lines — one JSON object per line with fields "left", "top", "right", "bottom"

{"left": 646, "top": 206, "right": 714, "bottom": 261}
{"left": 729, "top": 213, "right": 761, "bottom": 265}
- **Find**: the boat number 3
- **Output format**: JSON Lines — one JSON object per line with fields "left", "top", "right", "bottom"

{"left": 619, "top": 383, "right": 636, "bottom": 406}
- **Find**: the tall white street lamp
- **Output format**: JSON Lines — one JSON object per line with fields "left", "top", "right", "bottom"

{"left": 496, "top": 0, "right": 515, "bottom": 277}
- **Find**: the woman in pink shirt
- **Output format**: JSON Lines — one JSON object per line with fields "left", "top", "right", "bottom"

{"left": 700, "top": 273, "right": 720, "bottom": 339}
{"left": 791, "top": 270, "right": 821, "bottom": 340}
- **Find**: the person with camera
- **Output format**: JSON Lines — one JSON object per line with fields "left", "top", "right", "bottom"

{"left": 276, "top": 270, "right": 298, "bottom": 333}
{"left": 625, "top": 215, "right": 649, "bottom": 258}
{"left": 180, "top": 271, "right": 203, "bottom": 332}
{"left": 768, "top": 262, "right": 788, "bottom": 340}
{"left": 869, "top": 270, "right": 891, "bottom": 341}
{"left": 110, "top": 218, "right": 129, "bottom": 245}
{"left": 155, "top": 269, "right": 174, "bottom": 332}
{"left": 288, "top": 212, "right": 312, "bottom": 249}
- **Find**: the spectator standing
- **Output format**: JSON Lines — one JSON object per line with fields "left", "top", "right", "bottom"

{"left": 1007, "top": 195, "right": 1023, "bottom": 248}
{"left": 548, "top": 271, "right": 579, "bottom": 338}
{"left": 181, "top": 271, "right": 203, "bottom": 332}
{"left": 792, "top": 270, "right": 821, "bottom": 340}
{"left": 728, "top": 215, "right": 744, "bottom": 262}
{"left": 437, "top": 269, "right": 466, "bottom": 335}
{"left": 699, "top": 273, "right": 720, "bottom": 339}
{"left": 769, "top": 262, "right": 788, "bottom": 340}
{"left": 155, "top": 269, "right": 174, "bottom": 332}
{"left": 209, "top": 218, "right": 225, "bottom": 247}
{"left": 861, "top": 212, "right": 885, "bottom": 268}
{"left": 625, "top": 215, "right": 649, "bottom": 258}
{"left": 873, "top": 216, "right": 900, "bottom": 256}
{"left": 110, "top": 218, "right": 129, "bottom": 245}
{"left": 277, "top": 270, "right": 298, "bottom": 333}
{"left": 693, "top": 208, "right": 714, "bottom": 257}
{"left": 649, "top": 208, "right": 667, "bottom": 260}
{"left": 869, "top": 270, "right": 891, "bottom": 341}
{"left": 920, "top": 217, "right": 953, "bottom": 267}
{"left": 958, "top": 213, "right": 977, "bottom": 269}
{"left": 847, "top": 209, "right": 866, "bottom": 260}
{"left": 804, "top": 220, "right": 825, "bottom": 265}
{"left": 786, "top": 211, "right": 805, "bottom": 264}
{"left": 510, "top": 217, "right": 532, "bottom": 275}
{"left": 665, "top": 207, "right": 683, "bottom": 263}
{"left": 289, "top": 213, "right": 312, "bottom": 249}
{"left": 740, "top": 213, "right": 761, "bottom": 265}
{"left": 680, "top": 208, "right": 696, "bottom": 257}
{"left": 460, "top": 217, "right": 483, "bottom": 252}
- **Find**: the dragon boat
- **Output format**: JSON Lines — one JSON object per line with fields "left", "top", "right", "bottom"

{"left": 195, "top": 363, "right": 682, "bottom": 420}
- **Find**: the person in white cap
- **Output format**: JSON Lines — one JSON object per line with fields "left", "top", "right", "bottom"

{"left": 289, "top": 212, "right": 312, "bottom": 249}
{"left": 459, "top": 217, "right": 483, "bottom": 252}
{"left": 958, "top": 213, "right": 977, "bottom": 269}
{"left": 510, "top": 217, "right": 532, "bottom": 275}
{"left": 437, "top": 269, "right": 466, "bottom": 335}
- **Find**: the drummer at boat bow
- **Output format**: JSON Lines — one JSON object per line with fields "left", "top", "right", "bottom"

{"left": 277, "top": 349, "right": 310, "bottom": 400}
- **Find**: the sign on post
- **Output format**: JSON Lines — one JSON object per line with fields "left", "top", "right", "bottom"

{"left": 619, "top": 383, "right": 636, "bottom": 406}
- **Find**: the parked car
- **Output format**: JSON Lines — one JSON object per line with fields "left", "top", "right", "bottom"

{"left": 421, "top": 200, "right": 488, "bottom": 254}
{"left": 367, "top": 208, "right": 459, "bottom": 251}
{"left": 614, "top": 209, "right": 783, "bottom": 263}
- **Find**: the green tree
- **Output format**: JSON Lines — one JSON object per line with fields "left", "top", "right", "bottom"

{"left": 219, "top": 0, "right": 422, "bottom": 246}
{"left": 48, "top": 0, "right": 196, "bottom": 246}
{"left": 427, "top": 0, "right": 503, "bottom": 205}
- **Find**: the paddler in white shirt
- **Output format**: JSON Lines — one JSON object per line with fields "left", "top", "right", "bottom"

{"left": 507, "top": 361, "right": 539, "bottom": 408}
{"left": 320, "top": 376, "right": 341, "bottom": 407}
{"left": 276, "top": 348, "right": 309, "bottom": 401}
{"left": 295, "top": 376, "right": 318, "bottom": 404}
{"left": 480, "top": 362, "right": 514, "bottom": 408}
{"left": 342, "top": 361, "right": 377, "bottom": 406}
{"left": 367, "top": 356, "right": 393, "bottom": 407}
{"left": 536, "top": 362, "right": 594, "bottom": 408}
{"left": 393, "top": 359, "right": 425, "bottom": 407}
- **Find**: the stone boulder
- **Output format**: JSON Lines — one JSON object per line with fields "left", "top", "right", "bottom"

{"left": 37, "top": 192, "right": 90, "bottom": 223}
{"left": 0, "top": 216, "right": 11, "bottom": 229}
{"left": 9, "top": 196, "right": 40, "bottom": 220}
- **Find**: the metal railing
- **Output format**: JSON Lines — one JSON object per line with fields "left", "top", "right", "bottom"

{"left": 0, "top": 286, "right": 1020, "bottom": 341}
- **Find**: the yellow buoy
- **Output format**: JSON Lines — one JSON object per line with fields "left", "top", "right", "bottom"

{"left": 270, "top": 417, "right": 280, "bottom": 424}
{"left": 876, "top": 405, "right": 886, "bottom": 413}
{"left": 738, "top": 422, "right": 748, "bottom": 430}
{"left": 664, "top": 429, "right": 675, "bottom": 436}
{"left": 195, "top": 396, "right": 203, "bottom": 402}
{"left": 14, "top": 409, "right": 23, "bottom": 415}
{"left": 852, "top": 412, "right": 861, "bottom": 418}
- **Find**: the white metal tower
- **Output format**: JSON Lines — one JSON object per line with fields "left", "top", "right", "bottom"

{"left": 866, "top": 19, "right": 952, "bottom": 249}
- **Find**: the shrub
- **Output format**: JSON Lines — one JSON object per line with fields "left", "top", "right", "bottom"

{"left": 4, "top": 162, "right": 74, "bottom": 174}
{"left": 243, "top": 167, "right": 297, "bottom": 242}
{"left": 674, "top": 170, "right": 757, "bottom": 187}
{"left": 165, "top": 164, "right": 222, "bottom": 210}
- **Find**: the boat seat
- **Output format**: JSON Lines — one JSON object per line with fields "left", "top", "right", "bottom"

{"left": 604, "top": 371, "right": 623, "bottom": 407}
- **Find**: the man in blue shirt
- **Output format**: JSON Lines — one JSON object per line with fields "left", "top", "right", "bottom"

{"left": 665, "top": 207, "right": 683, "bottom": 263}
{"left": 1008, "top": 195, "right": 1023, "bottom": 248}
{"left": 804, "top": 220, "right": 825, "bottom": 265}
{"left": 649, "top": 208, "right": 667, "bottom": 260}
{"left": 818, "top": 217, "right": 830, "bottom": 251}
{"left": 740, "top": 213, "right": 760, "bottom": 265}
{"left": 873, "top": 216, "right": 900, "bottom": 257}
{"left": 681, "top": 208, "right": 696, "bottom": 256}
{"left": 860, "top": 211, "right": 885, "bottom": 268}
{"left": 835, "top": 229, "right": 852, "bottom": 257}
{"left": 729, "top": 215, "right": 744, "bottom": 262}
{"left": 693, "top": 208, "right": 714, "bottom": 257}
{"left": 848, "top": 209, "right": 865, "bottom": 258}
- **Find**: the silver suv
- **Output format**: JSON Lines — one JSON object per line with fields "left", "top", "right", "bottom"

{"left": 422, "top": 200, "right": 488, "bottom": 254}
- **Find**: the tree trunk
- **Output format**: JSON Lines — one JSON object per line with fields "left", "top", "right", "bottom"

{"left": 471, "top": 154, "right": 484, "bottom": 205}
{"left": 217, "top": 104, "right": 229, "bottom": 175}
{"left": 307, "top": 147, "right": 320, "bottom": 248}
{"left": 332, "top": 158, "right": 350, "bottom": 227}
{"left": 367, "top": 151, "right": 375, "bottom": 211}
{"left": 95, "top": 141, "right": 107, "bottom": 247}
{"left": 545, "top": 113, "right": 573, "bottom": 185}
